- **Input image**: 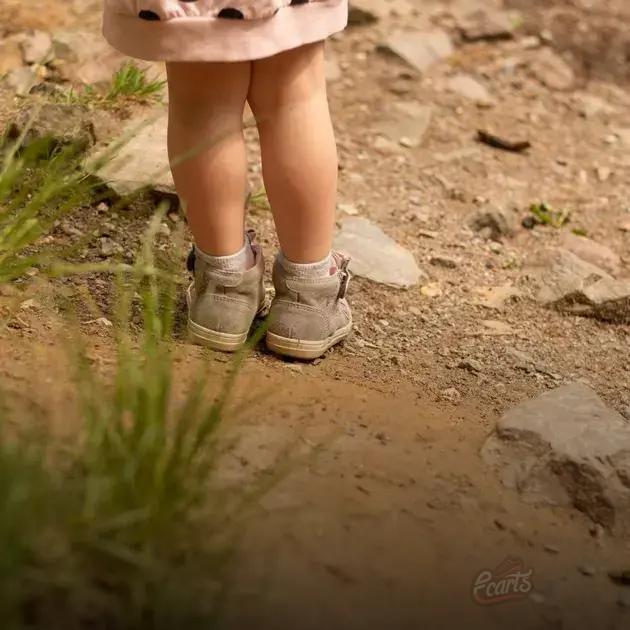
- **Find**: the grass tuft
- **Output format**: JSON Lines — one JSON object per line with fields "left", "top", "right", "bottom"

{"left": 106, "top": 63, "right": 166, "bottom": 103}
{"left": 61, "top": 63, "right": 165, "bottom": 108}
{"left": 0, "top": 109, "right": 273, "bottom": 629}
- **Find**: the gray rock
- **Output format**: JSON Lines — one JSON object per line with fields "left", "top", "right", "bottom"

{"left": 98, "top": 236, "right": 122, "bottom": 258}
{"left": 348, "top": 0, "right": 381, "bottom": 24}
{"left": 430, "top": 255, "right": 459, "bottom": 269}
{"left": 5, "top": 66, "right": 39, "bottom": 96}
{"left": 51, "top": 30, "right": 165, "bottom": 86}
{"left": 529, "top": 48, "right": 575, "bottom": 91}
{"left": 558, "top": 232, "right": 621, "bottom": 275}
{"left": 6, "top": 103, "right": 95, "bottom": 150}
{"left": 482, "top": 383, "right": 630, "bottom": 533}
{"left": 531, "top": 248, "right": 630, "bottom": 323}
{"left": 92, "top": 109, "right": 175, "bottom": 197}
{"left": 458, "top": 9, "right": 516, "bottom": 42}
{"left": 447, "top": 73, "right": 493, "bottom": 105}
{"left": 578, "top": 565, "right": 596, "bottom": 577}
{"left": 52, "top": 30, "right": 124, "bottom": 84}
{"left": 470, "top": 205, "right": 516, "bottom": 241}
{"left": 382, "top": 29, "right": 453, "bottom": 74}
{"left": 376, "top": 101, "right": 432, "bottom": 148}
{"left": 20, "top": 31, "right": 53, "bottom": 65}
{"left": 334, "top": 217, "right": 423, "bottom": 288}
{"left": 349, "top": 0, "right": 412, "bottom": 23}
{"left": 533, "top": 248, "right": 610, "bottom": 302}
{"left": 459, "top": 358, "right": 483, "bottom": 373}
{"left": 441, "top": 387, "right": 461, "bottom": 403}
{"left": 572, "top": 93, "right": 616, "bottom": 119}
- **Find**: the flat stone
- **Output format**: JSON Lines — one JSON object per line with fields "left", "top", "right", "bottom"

{"left": 334, "top": 217, "right": 423, "bottom": 288}
{"left": 572, "top": 93, "right": 616, "bottom": 119}
{"left": 470, "top": 205, "right": 517, "bottom": 241}
{"left": 376, "top": 101, "right": 432, "bottom": 148}
{"left": 6, "top": 102, "right": 95, "bottom": 149}
{"left": 20, "top": 30, "right": 53, "bottom": 65}
{"left": 559, "top": 232, "right": 621, "bottom": 275}
{"left": 531, "top": 248, "right": 630, "bottom": 323}
{"left": 382, "top": 29, "right": 453, "bottom": 74}
{"left": 51, "top": 30, "right": 164, "bottom": 86}
{"left": 529, "top": 48, "right": 575, "bottom": 91}
{"left": 482, "top": 383, "right": 630, "bottom": 533}
{"left": 447, "top": 73, "right": 493, "bottom": 105}
{"left": 5, "top": 66, "right": 39, "bottom": 96}
{"left": 532, "top": 248, "right": 610, "bottom": 303}
{"left": 93, "top": 108, "right": 174, "bottom": 196}
{"left": 458, "top": 9, "right": 516, "bottom": 42}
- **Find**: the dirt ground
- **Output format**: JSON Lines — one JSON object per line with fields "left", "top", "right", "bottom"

{"left": 1, "top": 0, "right": 630, "bottom": 628}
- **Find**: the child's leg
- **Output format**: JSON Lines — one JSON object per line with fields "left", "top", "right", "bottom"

{"left": 166, "top": 61, "right": 251, "bottom": 256}
{"left": 248, "top": 42, "right": 338, "bottom": 264}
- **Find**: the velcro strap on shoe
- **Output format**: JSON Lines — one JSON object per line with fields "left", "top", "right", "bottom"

{"left": 336, "top": 254, "right": 351, "bottom": 299}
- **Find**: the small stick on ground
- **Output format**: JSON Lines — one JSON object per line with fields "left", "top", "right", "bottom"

{"left": 477, "top": 129, "right": 531, "bottom": 153}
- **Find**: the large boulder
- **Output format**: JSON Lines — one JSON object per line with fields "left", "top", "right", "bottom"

{"left": 482, "top": 383, "right": 630, "bottom": 533}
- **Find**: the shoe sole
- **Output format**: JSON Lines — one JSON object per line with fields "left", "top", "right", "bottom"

{"left": 186, "top": 284, "right": 268, "bottom": 353}
{"left": 187, "top": 318, "right": 249, "bottom": 352}
{"left": 266, "top": 322, "right": 353, "bottom": 361}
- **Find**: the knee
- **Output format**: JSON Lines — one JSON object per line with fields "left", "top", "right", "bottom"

{"left": 248, "top": 44, "right": 326, "bottom": 120}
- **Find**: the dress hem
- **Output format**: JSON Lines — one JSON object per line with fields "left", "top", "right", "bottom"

{"left": 103, "top": 1, "right": 348, "bottom": 62}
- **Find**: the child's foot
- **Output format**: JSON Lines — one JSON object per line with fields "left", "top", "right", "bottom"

{"left": 187, "top": 233, "right": 266, "bottom": 352}
{"left": 266, "top": 252, "right": 352, "bottom": 360}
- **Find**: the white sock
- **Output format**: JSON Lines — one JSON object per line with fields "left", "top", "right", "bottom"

{"left": 278, "top": 252, "right": 334, "bottom": 278}
{"left": 195, "top": 237, "right": 255, "bottom": 272}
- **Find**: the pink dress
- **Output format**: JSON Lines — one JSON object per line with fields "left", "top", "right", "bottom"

{"left": 103, "top": 0, "right": 348, "bottom": 62}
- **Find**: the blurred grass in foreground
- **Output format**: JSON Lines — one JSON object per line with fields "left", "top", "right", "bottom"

{"left": 0, "top": 107, "right": 268, "bottom": 629}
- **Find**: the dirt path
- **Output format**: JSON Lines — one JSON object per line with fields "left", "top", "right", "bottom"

{"left": 1, "top": 321, "right": 628, "bottom": 628}
{"left": 1, "top": 0, "right": 630, "bottom": 627}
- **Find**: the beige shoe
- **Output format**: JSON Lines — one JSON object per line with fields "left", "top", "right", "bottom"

{"left": 266, "top": 252, "right": 353, "bottom": 360}
{"left": 186, "top": 234, "right": 266, "bottom": 352}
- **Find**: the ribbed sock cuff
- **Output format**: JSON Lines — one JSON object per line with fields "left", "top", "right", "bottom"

{"left": 278, "top": 252, "right": 334, "bottom": 278}
{"left": 195, "top": 236, "right": 254, "bottom": 271}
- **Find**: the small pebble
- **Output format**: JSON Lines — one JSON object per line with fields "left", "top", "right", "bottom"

{"left": 459, "top": 358, "right": 483, "bottom": 373}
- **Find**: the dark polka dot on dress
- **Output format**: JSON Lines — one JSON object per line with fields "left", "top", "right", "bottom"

{"left": 138, "top": 9, "right": 161, "bottom": 20}
{"left": 218, "top": 8, "right": 245, "bottom": 19}
{"left": 291, "top": 0, "right": 309, "bottom": 4}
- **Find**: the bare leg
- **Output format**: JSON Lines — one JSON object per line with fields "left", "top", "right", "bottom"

{"left": 248, "top": 42, "right": 338, "bottom": 264}
{"left": 166, "top": 61, "right": 251, "bottom": 256}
